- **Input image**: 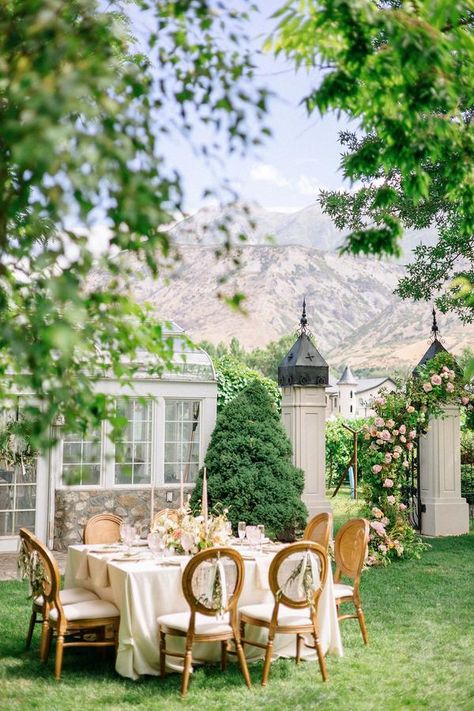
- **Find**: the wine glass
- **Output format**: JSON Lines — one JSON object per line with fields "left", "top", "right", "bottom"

{"left": 257, "top": 524, "right": 265, "bottom": 551}
{"left": 246, "top": 526, "right": 259, "bottom": 550}
{"left": 148, "top": 531, "right": 164, "bottom": 562}
{"left": 123, "top": 525, "right": 137, "bottom": 552}
{"left": 238, "top": 522, "right": 246, "bottom": 545}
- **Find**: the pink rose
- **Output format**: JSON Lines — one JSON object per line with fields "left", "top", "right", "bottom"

{"left": 399, "top": 424, "right": 406, "bottom": 434}
{"left": 448, "top": 369, "right": 455, "bottom": 380}
{"left": 386, "top": 419, "right": 395, "bottom": 428}
{"left": 376, "top": 439, "right": 384, "bottom": 445}
{"left": 400, "top": 435, "right": 407, "bottom": 443}
{"left": 392, "top": 429, "right": 399, "bottom": 436}
{"left": 381, "top": 429, "right": 391, "bottom": 441}
{"left": 431, "top": 374, "right": 442, "bottom": 385}
{"left": 442, "top": 365, "right": 449, "bottom": 373}
{"left": 406, "top": 405, "right": 415, "bottom": 413}
{"left": 409, "top": 430, "right": 416, "bottom": 439}
{"left": 402, "top": 460, "right": 409, "bottom": 468}
{"left": 406, "top": 441, "right": 414, "bottom": 451}
{"left": 381, "top": 516, "right": 389, "bottom": 526}
{"left": 399, "top": 503, "right": 407, "bottom": 510}
{"left": 364, "top": 432, "right": 371, "bottom": 440}
{"left": 374, "top": 417, "right": 385, "bottom": 427}
{"left": 378, "top": 543, "right": 387, "bottom": 553}
{"left": 372, "top": 464, "right": 383, "bottom": 474}
{"left": 384, "top": 452, "right": 392, "bottom": 463}
{"left": 374, "top": 398, "right": 386, "bottom": 406}
{"left": 372, "top": 507, "right": 383, "bottom": 519}
{"left": 383, "top": 478, "right": 394, "bottom": 488}
{"left": 423, "top": 382, "right": 433, "bottom": 393}
{"left": 446, "top": 382, "right": 454, "bottom": 393}
{"left": 392, "top": 451, "right": 400, "bottom": 459}
{"left": 370, "top": 521, "right": 386, "bottom": 536}
{"left": 461, "top": 396, "right": 470, "bottom": 405}
{"left": 387, "top": 495, "right": 396, "bottom": 504}
{"left": 394, "top": 445, "right": 403, "bottom": 453}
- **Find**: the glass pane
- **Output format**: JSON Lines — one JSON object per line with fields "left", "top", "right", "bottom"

{"left": 164, "top": 463, "right": 179, "bottom": 484}
{"left": 134, "top": 442, "right": 149, "bottom": 463}
{"left": 180, "top": 401, "right": 197, "bottom": 421}
{"left": 83, "top": 442, "right": 100, "bottom": 463}
{"left": 133, "top": 400, "right": 150, "bottom": 422}
{"left": 181, "top": 441, "right": 200, "bottom": 463}
{"left": 133, "top": 419, "right": 150, "bottom": 442}
{"left": 63, "top": 443, "right": 82, "bottom": 464}
{"left": 115, "top": 464, "right": 133, "bottom": 485}
{"left": 15, "top": 510, "right": 36, "bottom": 532}
{"left": 165, "top": 421, "right": 179, "bottom": 441}
{"left": 186, "top": 462, "right": 199, "bottom": 483}
{"left": 0, "top": 511, "right": 13, "bottom": 535}
{"left": 165, "top": 443, "right": 178, "bottom": 463}
{"left": 81, "top": 465, "right": 100, "bottom": 486}
{"left": 165, "top": 400, "right": 180, "bottom": 421}
{"left": 62, "top": 466, "right": 83, "bottom": 486}
{"left": 0, "top": 466, "right": 14, "bottom": 484}
{"left": 15, "top": 485, "right": 36, "bottom": 509}
{"left": 0, "top": 485, "right": 13, "bottom": 510}
{"left": 133, "top": 463, "right": 150, "bottom": 485}
{"left": 116, "top": 399, "right": 133, "bottom": 420}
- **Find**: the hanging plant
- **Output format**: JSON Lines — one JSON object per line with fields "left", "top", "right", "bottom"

{"left": 360, "top": 352, "right": 472, "bottom": 566}
{"left": 17, "top": 539, "right": 49, "bottom": 599}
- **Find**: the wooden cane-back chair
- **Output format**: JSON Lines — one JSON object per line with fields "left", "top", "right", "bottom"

{"left": 334, "top": 517, "right": 369, "bottom": 644}
{"left": 28, "top": 534, "right": 120, "bottom": 679}
{"left": 240, "top": 541, "right": 329, "bottom": 686}
{"left": 158, "top": 547, "right": 251, "bottom": 697}
{"left": 83, "top": 513, "right": 123, "bottom": 545}
{"left": 152, "top": 508, "right": 179, "bottom": 529}
{"left": 303, "top": 512, "right": 333, "bottom": 552}
{"left": 19, "top": 528, "right": 98, "bottom": 653}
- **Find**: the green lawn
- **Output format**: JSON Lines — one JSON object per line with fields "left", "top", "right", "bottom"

{"left": 1, "top": 519, "right": 473, "bottom": 710}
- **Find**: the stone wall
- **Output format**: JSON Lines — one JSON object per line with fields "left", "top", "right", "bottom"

{"left": 54, "top": 487, "right": 191, "bottom": 550}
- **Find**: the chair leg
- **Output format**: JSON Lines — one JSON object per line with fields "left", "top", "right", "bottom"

{"left": 240, "top": 620, "right": 246, "bottom": 648}
{"left": 261, "top": 633, "right": 274, "bottom": 687}
{"left": 54, "top": 635, "right": 65, "bottom": 680}
{"left": 356, "top": 604, "right": 369, "bottom": 645}
{"left": 26, "top": 609, "right": 37, "bottom": 649}
{"left": 180, "top": 647, "right": 193, "bottom": 698}
{"left": 40, "top": 620, "right": 50, "bottom": 662}
{"left": 159, "top": 630, "right": 166, "bottom": 678}
{"left": 113, "top": 620, "right": 120, "bottom": 655}
{"left": 312, "top": 624, "right": 328, "bottom": 682}
{"left": 296, "top": 634, "right": 302, "bottom": 664}
{"left": 221, "top": 641, "right": 228, "bottom": 672}
{"left": 234, "top": 635, "right": 251, "bottom": 689}
{"left": 42, "top": 627, "right": 53, "bottom": 664}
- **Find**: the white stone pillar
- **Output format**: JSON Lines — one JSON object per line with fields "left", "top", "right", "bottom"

{"left": 419, "top": 404, "right": 469, "bottom": 536}
{"left": 281, "top": 385, "right": 332, "bottom": 517}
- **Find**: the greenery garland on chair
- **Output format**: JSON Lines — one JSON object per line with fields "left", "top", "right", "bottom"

{"left": 360, "top": 352, "right": 472, "bottom": 566}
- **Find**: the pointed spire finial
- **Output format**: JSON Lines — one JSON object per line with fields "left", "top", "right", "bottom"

{"left": 431, "top": 307, "right": 440, "bottom": 341}
{"left": 300, "top": 297, "right": 308, "bottom": 333}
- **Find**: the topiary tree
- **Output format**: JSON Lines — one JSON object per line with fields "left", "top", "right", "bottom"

{"left": 215, "top": 355, "right": 281, "bottom": 412}
{"left": 191, "top": 380, "right": 307, "bottom": 540}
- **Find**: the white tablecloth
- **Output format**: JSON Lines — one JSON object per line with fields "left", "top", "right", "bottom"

{"left": 65, "top": 545, "right": 343, "bottom": 680}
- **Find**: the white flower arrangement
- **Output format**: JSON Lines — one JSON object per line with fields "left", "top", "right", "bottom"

{"left": 151, "top": 506, "right": 231, "bottom": 555}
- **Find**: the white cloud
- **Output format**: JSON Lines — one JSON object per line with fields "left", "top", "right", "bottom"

{"left": 250, "top": 162, "right": 289, "bottom": 188}
{"left": 296, "top": 175, "right": 325, "bottom": 197}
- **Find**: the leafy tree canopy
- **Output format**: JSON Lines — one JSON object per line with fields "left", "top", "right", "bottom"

{"left": 271, "top": 0, "right": 474, "bottom": 320}
{"left": 0, "top": 0, "right": 268, "bottom": 446}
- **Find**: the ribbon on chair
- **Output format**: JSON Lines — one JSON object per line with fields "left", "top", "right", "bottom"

{"left": 278, "top": 550, "right": 320, "bottom": 607}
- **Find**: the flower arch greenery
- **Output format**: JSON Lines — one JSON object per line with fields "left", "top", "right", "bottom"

{"left": 359, "top": 351, "right": 472, "bottom": 566}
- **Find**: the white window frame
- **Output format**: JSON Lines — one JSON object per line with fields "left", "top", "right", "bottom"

{"left": 163, "top": 398, "right": 202, "bottom": 488}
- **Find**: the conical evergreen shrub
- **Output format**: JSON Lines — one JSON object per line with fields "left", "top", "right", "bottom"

{"left": 191, "top": 380, "right": 307, "bottom": 539}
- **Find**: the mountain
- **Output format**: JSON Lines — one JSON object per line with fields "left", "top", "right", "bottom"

{"left": 96, "top": 241, "right": 473, "bottom": 371}
{"left": 169, "top": 202, "right": 437, "bottom": 260}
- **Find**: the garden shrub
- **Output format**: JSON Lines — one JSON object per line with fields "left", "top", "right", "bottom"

{"left": 215, "top": 355, "right": 281, "bottom": 412}
{"left": 191, "top": 380, "right": 307, "bottom": 539}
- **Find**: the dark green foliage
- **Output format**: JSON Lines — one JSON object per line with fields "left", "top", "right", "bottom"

{"left": 215, "top": 355, "right": 281, "bottom": 412}
{"left": 191, "top": 380, "right": 307, "bottom": 538}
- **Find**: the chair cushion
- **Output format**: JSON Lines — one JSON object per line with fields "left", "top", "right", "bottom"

{"left": 157, "top": 611, "right": 232, "bottom": 636}
{"left": 239, "top": 603, "right": 312, "bottom": 627}
{"left": 333, "top": 583, "right": 354, "bottom": 599}
{"left": 35, "top": 587, "right": 99, "bottom": 607}
{"left": 49, "top": 599, "right": 119, "bottom": 622}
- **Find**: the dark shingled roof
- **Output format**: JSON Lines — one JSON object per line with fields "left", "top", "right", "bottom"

{"left": 337, "top": 365, "right": 358, "bottom": 386}
{"left": 278, "top": 333, "right": 329, "bottom": 387}
{"left": 413, "top": 338, "right": 449, "bottom": 375}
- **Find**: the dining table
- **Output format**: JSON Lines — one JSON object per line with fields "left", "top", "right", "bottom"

{"left": 65, "top": 542, "right": 343, "bottom": 680}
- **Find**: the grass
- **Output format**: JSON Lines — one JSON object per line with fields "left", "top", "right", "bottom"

{"left": 1, "top": 504, "right": 473, "bottom": 710}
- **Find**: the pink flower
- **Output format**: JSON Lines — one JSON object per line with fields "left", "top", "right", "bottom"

{"left": 400, "top": 435, "right": 407, "bottom": 443}
{"left": 381, "top": 516, "right": 389, "bottom": 526}
{"left": 376, "top": 439, "right": 384, "bottom": 445}
{"left": 399, "top": 503, "right": 407, "bottom": 510}
{"left": 372, "top": 464, "right": 383, "bottom": 474}
{"left": 423, "top": 382, "right": 433, "bottom": 393}
{"left": 448, "top": 369, "right": 455, "bottom": 380}
{"left": 399, "top": 424, "right": 406, "bottom": 434}
{"left": 374, "top": 417, "right": 385, "bottom": 427}
{"left": 369, "top": 425, "right": 378, "bottom": 437}
{"left": 442, "top": 365, "right": 450, "bottom": 373}
{"left": 381, "top": 429, "right": 391, "bottom": 441}
{"left": 446, "top": 382, "right": 454, "bottom": 393}
{"left": 370, "top": 521, "right": 386, "bottom": 536}
{"left": 406, "top": 441, "right": 414, "bottom": 451}
{"left": 378, "top": 543, "right": 388, "bottom": 553}
{"left": 402, "top": 460, "right": 409, "bottom": 468}
{"left": 392, "top": 451, "right": 400, "bottom": 459}
{"left": 384, "top": 452, "right": 393, "bottom": 463}
{"left": 383, "top": 478, "right": 394, "bottom": 488}
{"left": 409, "top": 430, "right": 416, "bottom": 439}
{"left": 406, "top": 405, "right": 415, "bottom": 413}
{"left": 394, "top": 445, "right": 403, "bottom": 453}
{"left": 387, "top": 495, "right": 396, "bottom": 504}
{"left": 374, "top": 397, "right": 386, "bottom": 406}
{"left": 372, "top": 507, "right": 383, "bottom": 519}
{"left": 431, "top": 374, "right": 442, "bottom": 385}
{"left": 364, "top": 432, "right": 371, "bottom": 440}
{"left": 392, "top": 429, "right": 399, "bottom": 436}
{"left": 386, "top": 419, "right": 395, "bottom": 429}
{"left": 461, "top": 396, "right": 470, "bottom": 405}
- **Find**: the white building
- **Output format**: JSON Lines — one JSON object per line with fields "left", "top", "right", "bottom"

{"left": 326, "top": 365, "right": 397, "bottom": 419}
{"left": 0, "top": 323, "right": 217, "bottom": 552}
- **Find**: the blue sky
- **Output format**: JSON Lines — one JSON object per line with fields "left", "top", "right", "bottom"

{"left": 135, "top": 2, "right": 351, "bottom": 214}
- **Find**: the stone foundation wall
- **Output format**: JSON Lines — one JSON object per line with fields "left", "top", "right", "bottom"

{"left": 54, "top": 487, "right": 193, "bottom": 551}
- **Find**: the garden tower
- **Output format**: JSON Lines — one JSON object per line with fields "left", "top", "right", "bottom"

{"left": 278, "top": 299, "right": 332, "bottom": 518}
{"left": 415, "top": 310, "right": 469, "bottom": 536}
{"left": 337, "top": 365, "right": 358, "bottom": 418}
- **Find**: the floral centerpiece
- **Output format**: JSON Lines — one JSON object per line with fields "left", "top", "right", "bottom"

{"left": 151, "top": 506, "right": 231, "bottom": 555}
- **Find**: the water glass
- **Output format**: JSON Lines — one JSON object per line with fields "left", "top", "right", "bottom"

{"left": 246, "top": 525, "right": 259, "bottom": 550}
{"left": 122, "top": 524, "right": 137, "bottom": 552}
{"left": 258, "top": 525, "right": 265, "bottom": 551}
{"left": 147, "top": 531, "right": 165, "bottom": 561}
{"left": 238, "top": 522, "right": 246, "bottom": 544}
